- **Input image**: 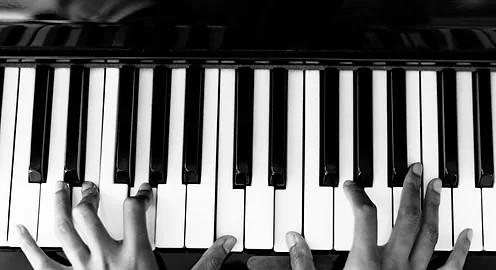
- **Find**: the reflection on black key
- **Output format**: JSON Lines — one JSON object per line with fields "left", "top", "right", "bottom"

{"left": 149, "top": 67, "right": 172, "bottom": 187}
{"left": 29, "top": 66, "right": 54, "bottom": 183}
{"left": 183, "top": 67, "right": 204, "bottom": 184}
{"left": 437, "top": 69, "right": 458, "bottom": 187}
{"left": 388, "top": 69, "right": 408, "bottom": 187}
{"left": 354, "top": 68, "right": 373, "bottom": 187}
{"left": 474, "top": 69, "right": 494, "bottom": 187}
{"left": 320, "top": 68, "right": 339, "bottom": 187}
{"left": 269, "top": 68, "right": 288, "bottom": 189}
{"left": 64, "top": 66, "right": 89, "bottom": 186}
{"left": 233, "top": 67, "right": 254, "bottom": 188}
{"left": 115, "top": 66, "right": 139, "bottom": 184}
{"left": 0, "top": 68, "right": 4, "bottom": 126}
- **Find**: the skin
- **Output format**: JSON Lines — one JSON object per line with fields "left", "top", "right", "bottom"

{"left": 284, "top": 163, "right": 472, "bottom": 270}
{"left": 17, "top": 181, "right": 236, "bottom": 270}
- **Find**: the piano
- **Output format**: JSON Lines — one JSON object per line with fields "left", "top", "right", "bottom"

{"left": 2, "top": 5, "right": 496, "bottom": 269}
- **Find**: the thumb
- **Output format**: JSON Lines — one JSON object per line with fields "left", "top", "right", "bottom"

{"left": 286, "top": 232, "right": 316, "bottom": 270}
{"left": 191, "top": 235, "right": 236, "bottom": 270}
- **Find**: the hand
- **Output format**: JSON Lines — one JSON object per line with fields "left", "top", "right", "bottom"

{"left": 286, "top": 163, "right": 472, "bottom": 270}
{"left": 17, "top": 181, "right": 237, "bottom": 270}
{"left": 28, "top": 0, "right": 155, "bottom": 22}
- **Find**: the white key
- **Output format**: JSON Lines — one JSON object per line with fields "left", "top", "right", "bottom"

{"left": 420, "top": 71, "right": 452, "bottom": 250}
{"left": 0, "top": 68, "right": 19, "bottom": 246}
{"left": 99, "top": 68, "right": 127, "bottom": 240}
{"left": 185, "top": 69, "right": 219, "bottom": 248}
{"left": 274, "top": 70, "right": 304, "bottom": 252}
{"left": 393, "top": 71, "right": 422, "bottom": 223}
{"left": 365, "top": 70, "right": 391, "bottom": 246}
{"left": 37, "top": 68, "right": 71, "bottom": 247}
{"left": 75, "top": 67, "right": 105, "bottom": 206}
{"left": 452, "top": 71, "right": 483, "bottom": 251}
{"left": 8, "top": 68, "right": 39, "bottom": 245}
{"left": 483, "top": 71, "right": 496, "bottom": 251}
{"left": 334, "top": 70, "right": 354, "bottom": 251}
{"left": 303, "top": 70, "right": 332, "bottom": 250}
{"left": 156, "top": 69, "right": 187, "bottom": 248}
{"left": 130, "top": 68, "right": 156, "bottom": 249}
{"left": 245, "top": 70, "right": 274, "bottom": 250}
{"left": 216, "top": 69, "right": 244, "bottom": 252}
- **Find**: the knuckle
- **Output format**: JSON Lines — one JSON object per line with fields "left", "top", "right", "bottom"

{"left": 56, "top": 219, "right": 74, "bottom": 236}
{"left": 207, "top": 256, "right": 224, "bottom": 270}
{"left": 423, "top": 224, "right": 439, "bottom": 244}
{"left": 73, "top": 202, "right": 95, "bottom": 217}
{"left": 124, "top": 197, "right": 145, "bottom": 212}
{"left": 356, "top": 203, "right": 377, "bottom": 218}
{"left": 401, "top": 206, "right": 422, "bottom": 227}
{"left": 290, "top": 252, "right": 311, "bottom": 269}
{"left": 406, "top": 179, "right": 421, "bottom": 194}
{"left": 426, "top": 193, "right": 440, "bottom": 207}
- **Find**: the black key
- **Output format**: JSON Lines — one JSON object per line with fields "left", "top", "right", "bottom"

{"left": 354, "top": 68, "right": 373, "bottom": 187}
{"left": 149, "top": 67, "right": 172, "bottom": 187}
{"left": 269, "top": 68, "right": 288, "bottom": 189}
{"left": 437, "top": 69, "right": 458, "bottom": 187}
{"left": 182, "top": 67, "right": 204, "bottom": 184}
{"left": 320, "top": 68, "right": 339, "bottom": 187}
{"left": 64, "top": 66, "right": 89, "bottom": 186}
{"left": 29, "top": 66, "right": 54, "bottom": 183}
{"left": 474, "top": 69, "right": 494, "bottom": 187}
{"left": 0, "top": 68, "right": 5, "bottom": 126}
{"left": 233, "top": 68, "right": 254, "bottom": 188}
{"left": 388, "top": 69, "right": 408, "bottom": 187}
{"left": 115, "top": 66, "right": 139, "bottom": 184}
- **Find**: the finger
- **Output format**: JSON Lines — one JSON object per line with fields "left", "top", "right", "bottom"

{"left": 191, "top": 235, "right": 236, "bottom": 270}
{"left": 410, "top": 178, "right": 442, "bottom": 270}
{"left": 53, "top": 181, "right": 90, "bottom": 264}
{"left": 17, "top": 225, "right": 66, "bottom": 270}
{"left": 286, "top": 232, "right": 316, "bottom": 270}
{"left": 123, "top": 182, "right": 152, "bottom": 248}
{"left": 72, "top": 181, "right": 115, "bottom": 251}
{"left": 386, "top": 163, "right": 422, "bottom": 258}
{"left": 440, "top": 229, "right": 472, "bottom": 270}
{"left": 343, "top": 180, "right": 378, "bottom": 252}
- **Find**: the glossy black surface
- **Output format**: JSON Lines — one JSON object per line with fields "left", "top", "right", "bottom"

{"left": 320, "top": 68, "right": 339, "bottom": 187}
{"left": 233, "top": 67, "right": 254, "bottom": 188}
{"left": 64, "top": 66, "right": 88, "bottom": 186}
{"left": 29, "top": 66, "right": 54, "bottom": 183}
{"left": 268, "top": 68, "right": 288, "bottom": 189}
{"left": 437, "top": 69, "right": 459, "bottom": 188}
{"left": 388, "top": 69, "right": 408, "bottom": 187}
{"left": 473, "top": 69, "right": 495, "bottom": 187}
{"left": 149, "top": 67, "right": 172, "bottom": 187}
{"left": 354, "top": 68, "right": 373, "bottom": 187}
{"left": 182, "top": 67, "right": 204, "bottom": 185}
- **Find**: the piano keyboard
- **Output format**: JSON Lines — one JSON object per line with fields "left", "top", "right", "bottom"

{"left": 0, "top": 63, "right": 494, "bottom": 253}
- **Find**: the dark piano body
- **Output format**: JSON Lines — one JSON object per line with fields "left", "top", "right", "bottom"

{"left": 2, "top": 1, "right": 496, "bottom": 269}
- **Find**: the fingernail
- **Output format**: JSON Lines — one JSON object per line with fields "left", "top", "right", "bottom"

{"left": 222, "top": 236, "right": 237, "bottom": 253}
{"left": 54, "top": 181, "right": 66, "bottom": 192}
{"left": 286, "top": 232, "right": 297, "bottom": 249}
{"left": 467, "top": 229, "right": 473, "bottom": 241}
{"left": 344, "top": 180, "right": 354, "bottom": 186}
{"left": 140, "top": 182, "right": 151, "bottom": 190}
{"left": 432, "top": 179, "right": 442, "bottom": 194}
{"left": 412, "top": 163, "right": 422, "bottom": 177}
{"left": 82, "top": 181, "right": 96, "bottom": 193}
{"left": 16, "top": 224, "right": 24, "bottom": 235}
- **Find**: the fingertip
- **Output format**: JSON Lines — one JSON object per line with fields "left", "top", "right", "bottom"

{"left": 411, "top": 163, "right": 423, "bottom": 177}
{"left": 139, "top": 182, "right": 151, "bottom": 191}
{"left": 466, "top": 228, "right": 473, "bottom": 242}
{"left": 53, "top": 181, "right": 67, "bottom": 193}
{"left": 286, "top": 231, "right": 297, "bottom": 249}
{"left": 222, "top": 235, "right": 237, "bottom": 253}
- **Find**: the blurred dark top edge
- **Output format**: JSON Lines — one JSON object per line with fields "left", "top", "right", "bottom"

{"left": 33, "top": 0, "right": 496, "bottom": 29}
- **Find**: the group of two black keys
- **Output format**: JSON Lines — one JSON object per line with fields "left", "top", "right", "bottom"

{"left": 18, "top": 64, "right": 494, "bottom": 189}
